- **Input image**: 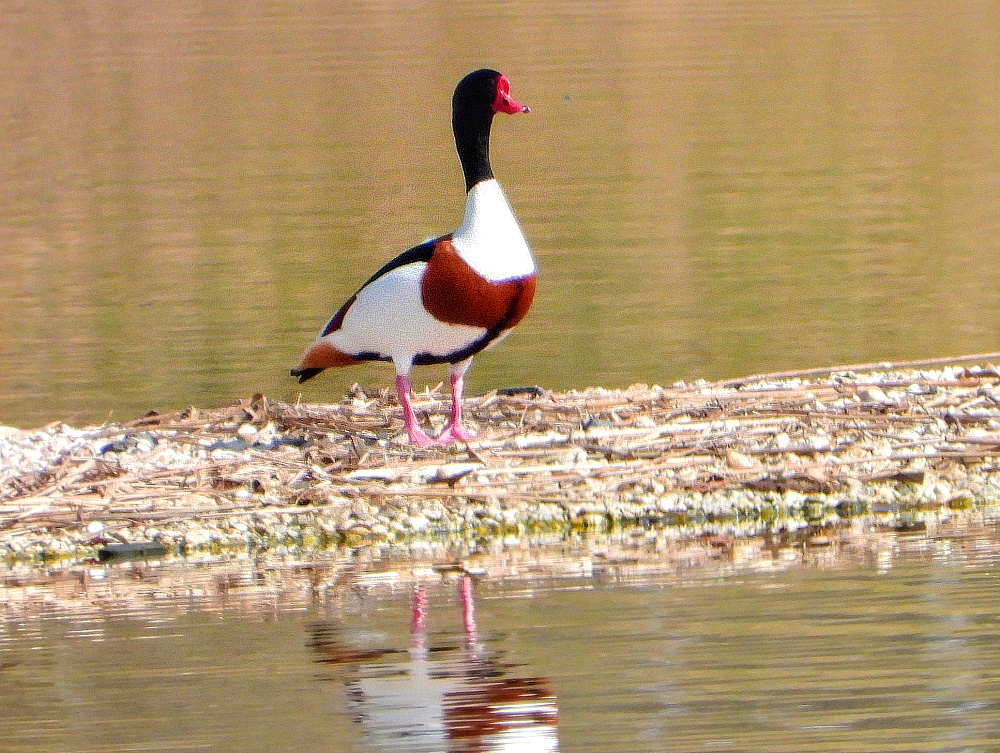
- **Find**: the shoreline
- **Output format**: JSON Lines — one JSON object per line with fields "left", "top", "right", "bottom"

{"left": 5, "top": 354, "right": 1000, "bottom": 565}
{"left": 5, "top": 520, "right": 1000, "bottom": 620}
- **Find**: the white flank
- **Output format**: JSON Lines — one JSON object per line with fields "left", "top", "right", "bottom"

{"left": 451, "top": 179, "right": 534, "bottom": 282}
{"left": 323, "top": 261, "right": 485, "bottom": 373}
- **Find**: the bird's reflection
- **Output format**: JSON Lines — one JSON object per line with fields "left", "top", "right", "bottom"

{"left": 310, "top": 575, "right": 559, "bottom": 752}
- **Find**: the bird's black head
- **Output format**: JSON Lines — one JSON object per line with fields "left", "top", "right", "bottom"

{"left": 453, "top": 69, "right": 530, "bottom": 118}
{"left": 452, "top": 69, "right": 530, "bottom": 191}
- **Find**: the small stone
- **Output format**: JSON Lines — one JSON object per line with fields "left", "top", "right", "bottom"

{"left": 858, "top": 386, "right": 893, "bottom": 405}
{"left": 100, "top": 435, "right": 138, "bottom": 453}
{"left": 726, "top": 451, "right": 756, "bottom": 469}
{"left": 134, "top": 435, "right": 157, "bottom": 452}
{"left": 407, "top": 515, "right": 431, "bottom": 532}
{"left": 769, "top": 433, "right": 791, "bottom": 451}
{"left": 209, "top": 438, "right": 251, "bottom": 452}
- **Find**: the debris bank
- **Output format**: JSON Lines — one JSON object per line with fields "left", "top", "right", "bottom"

{"left": 5, "top": 354, "right": 1000, "bottom": 563}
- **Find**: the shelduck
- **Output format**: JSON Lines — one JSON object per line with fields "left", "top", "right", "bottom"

{"left": 291, "top": 69, "right": 535, "bottom": 445}
{"left": 310, "top": 576, "right": 560, "bottom": 751}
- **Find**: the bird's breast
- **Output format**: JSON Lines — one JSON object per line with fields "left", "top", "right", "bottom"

{"left": 421, "top": 238, "right": 535, "bottom": 330}
{"left": 451, "top": 179, "right": 534, "bottom": 283}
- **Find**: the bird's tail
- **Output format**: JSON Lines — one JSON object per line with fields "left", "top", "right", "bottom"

{"left": 291, "top": 339, "right": 360, "bottom": 383}
{"left": 290, "top": 366, "right": 324, "bottom": 383}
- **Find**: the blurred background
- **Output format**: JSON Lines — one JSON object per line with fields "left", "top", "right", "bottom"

{"left": 1, "top": 0, "right": 998, "bottom": 428}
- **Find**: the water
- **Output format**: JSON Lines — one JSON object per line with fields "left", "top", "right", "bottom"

{"left": 4, "top": 4, "right": 1000, "bottom": 749}
{"left": 3, "top": 529, "right": 1000, "bottom": 752}
{"left": 2, "top": 1, "right": 1000, "bottom": 428}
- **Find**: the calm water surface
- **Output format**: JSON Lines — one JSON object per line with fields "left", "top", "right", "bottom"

{"left": 2, "top": 1, "right": 1000, "bottom": 427}
{"left": 3, "top": 529, "right": 1000, "bottom": 752}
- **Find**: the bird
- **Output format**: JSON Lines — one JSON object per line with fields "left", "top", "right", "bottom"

{"left": 290, "top": 69, "right": 535, "bottom": 446}
{"left": 310, "top": 575, "right": 560, "bottom": 751}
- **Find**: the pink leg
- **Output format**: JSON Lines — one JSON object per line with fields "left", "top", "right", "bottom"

{"left": 411, "top": 586, "right": 428, "bottom": 634}
{"left": 396, "top": 375, "right": 435, "bottom": 446}
{"left": 459, "top": 575, "right": 477, "bottom": 639}
{"left": 411, "top": 586, "right": 428, "bottom": 652}
{"left": 437, "top": 371, "right": 475, "bottom": 443}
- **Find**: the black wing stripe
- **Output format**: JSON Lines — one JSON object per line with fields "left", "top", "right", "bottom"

{"left": 358, "top": 237, "right": 439, "bottom": 290}
{"left": 319, "top": 237, "right": 440, "bottom": 338}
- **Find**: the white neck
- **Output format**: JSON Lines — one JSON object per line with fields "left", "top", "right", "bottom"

{"left": 451, "top": 179, "right": 534, "bottom": 282}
